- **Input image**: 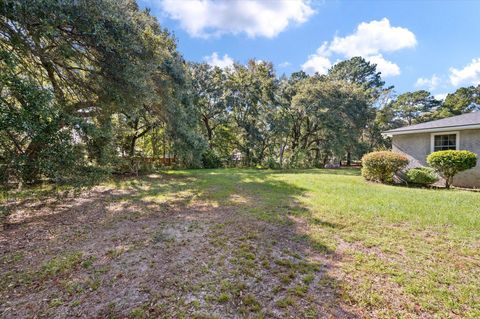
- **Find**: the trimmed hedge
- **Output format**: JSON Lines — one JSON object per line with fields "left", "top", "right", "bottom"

{"left": 426, "top": 150, "right": 477, "bottom": 188}
{"left": 405, "top": 167, "right": 439, "bottom": 186}
{"left": 361, "top": 151, "right": 409, "bottom": 183}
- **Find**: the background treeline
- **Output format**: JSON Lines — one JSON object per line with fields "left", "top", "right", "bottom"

{"left": 1, "top": 1, "right": 479, "bottom": 187}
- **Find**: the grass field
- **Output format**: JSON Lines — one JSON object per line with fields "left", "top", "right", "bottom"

{"left": 1, "top": 168, "right": 479, "bottom": 318}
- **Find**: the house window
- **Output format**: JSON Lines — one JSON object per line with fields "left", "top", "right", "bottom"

{"left": 431, "top": 132, "right": 458, "bottom": 152}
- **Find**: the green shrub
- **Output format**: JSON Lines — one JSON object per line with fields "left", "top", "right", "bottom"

{"left": 361, "top": 151, "right": 409, "bottom": 183}
{"left": 201, "top": 149, "right": 223, "bottom": 168}
{"left": 264, "top": 157, "right": 280, "bottom": 169}
{"left": 426, "top": 150, "right": 477, "bottom": 188}
{"left": 405, "top": 167, "right": 439, "bottom": 185}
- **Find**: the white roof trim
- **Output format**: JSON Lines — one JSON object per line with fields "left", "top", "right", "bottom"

{"left": 383, "top": 124, "right": 480, "bottom": 137}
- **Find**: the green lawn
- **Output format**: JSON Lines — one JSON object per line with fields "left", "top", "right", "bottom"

{"left": 2, "top": 168, "right": 479, "bottom": 318}
{"left": 110, "top": 168, "right": 480, "bottom": 317}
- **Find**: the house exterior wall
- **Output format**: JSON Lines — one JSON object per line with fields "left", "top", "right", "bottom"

{"left": 392, "top": 129, "right": 480, "bottom": 188}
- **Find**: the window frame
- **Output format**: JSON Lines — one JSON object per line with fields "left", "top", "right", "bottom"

{"left": 430, "top": 131, "right": 460, "bottom": 153}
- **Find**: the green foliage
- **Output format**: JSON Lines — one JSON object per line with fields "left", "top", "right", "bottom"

{"left": 189, "top": 63, "right": 228, "bottom": 146}
{"left": 0, "top": 0, "right": 205, "bottom": 185}
{"left": 436, "top": 86, "right": 480, "bottom": 117}
{"left": 427, "top": 150, "right": 477, "bottom": 188}
{"left": 201, "top": 149, "right": 223, "bottom": 168}
{"left": 0, "top": 54, "right": 82, "bottom": 184}
{"left": 1, "top": 0, "right": 478, "bottom": 184}
{"left": 405, "top": 167, "right": 439, "bottom": 185}
{"left": 290, "top": 77, "right": 370, "bottom": 167}
{"left": 390, "top": 90, "right": 441, "bottom": 126}
{"left": 361, "top": 151, "right": 409, "bottom": 183}
{"left": 287, "top": 150, "right": 310, "bottom": 169}
{"left": 224, "top": 60, "right": 277, "bottom": 166}
{"left": 327, "top": 56, "right": 387, "bottom": 100}
{"left": 263, "top": 157, "right": 280, "bottom": 169}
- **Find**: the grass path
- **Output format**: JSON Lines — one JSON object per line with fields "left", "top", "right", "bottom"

{"left": 1, "top": 169, "right": 479, "bottom": 318}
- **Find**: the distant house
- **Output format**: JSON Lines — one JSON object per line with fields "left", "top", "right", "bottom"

{"left": 383, "top": 112, "right": 480, "bottom": 188}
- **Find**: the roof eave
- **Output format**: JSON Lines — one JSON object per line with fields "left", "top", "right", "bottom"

{"left": 382, "top": 123, "right": 480, "bottom": 137}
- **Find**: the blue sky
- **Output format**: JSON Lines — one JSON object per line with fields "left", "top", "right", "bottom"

{"left": 138, "top": 0, "right": 480, "bottom": 99}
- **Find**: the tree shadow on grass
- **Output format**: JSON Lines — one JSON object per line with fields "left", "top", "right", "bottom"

{"left": 268, "top": 167, "right": 361, "bottom": 176}
{"left": 310, "top": 217, "right": 343, "bottom": 229}
{"left": 1, "top": 169, "right": 358, "bottom": 318}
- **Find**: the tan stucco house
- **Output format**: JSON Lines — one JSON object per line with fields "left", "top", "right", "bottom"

{"left": 384, "top": 112, "right": 480, "bottom": 188}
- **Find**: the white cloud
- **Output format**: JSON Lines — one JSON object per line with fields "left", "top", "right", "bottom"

{"left": 301, "top": 55, "right": 332, "bottom": 75}
{"left": 415, "top": 74, "right": 441, "bottom": 91}
{"left": 329, "top": 18, "right": 417, "bottom": 57}
{"left": 434, "top": 93, "right": 448, "bottom": 101}
{"left": 301, "top": 42, "right": 332, "bottom": 75}
{"left": 449, "top": 58, "right": 480, "bottom": 86}
{"left": 302, "top": 18, "right": 416, "bottom": 77}
{"left": 158, "top": 0, "right": 315, "bottom": 38}
{"left": 204, "top": 52, "right": 234, "bottom": 68}
{"left": 278, "top": 61, "right": 292, "bottom": 68}
{"left": 366, "top": 55, "right": 400, "bottom": 77}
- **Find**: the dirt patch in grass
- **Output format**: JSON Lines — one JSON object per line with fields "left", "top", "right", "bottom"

{"left": 0, "top": 183, "right": 355, "bottom": 318}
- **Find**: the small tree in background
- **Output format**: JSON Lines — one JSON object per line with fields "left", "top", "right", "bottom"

{"left": 361, "top": 151, "right": 409, "bottom": 184}
{"left": 427, "top": 150, "right": 477, "bottom": 188}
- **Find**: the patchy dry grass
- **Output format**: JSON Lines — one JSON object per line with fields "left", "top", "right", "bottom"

{"left": 1, "top": 168, "right": 479, "bottom": 318}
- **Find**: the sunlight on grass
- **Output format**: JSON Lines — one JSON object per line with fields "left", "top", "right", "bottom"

{"left": 4, "top": 168, "right": 480, "bottom": 317}
{"left": 140, "top": 168, "right": 479, "bottom": 318}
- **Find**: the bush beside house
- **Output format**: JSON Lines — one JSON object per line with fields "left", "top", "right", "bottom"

{"left": 405, "top": 167, "right": 439, "bottom": 186}
{"left": 426, "top": 150, "right": 477, "bottom": 188}
{"left": 361, "top": 151, "right": 409, "bottom": 183}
